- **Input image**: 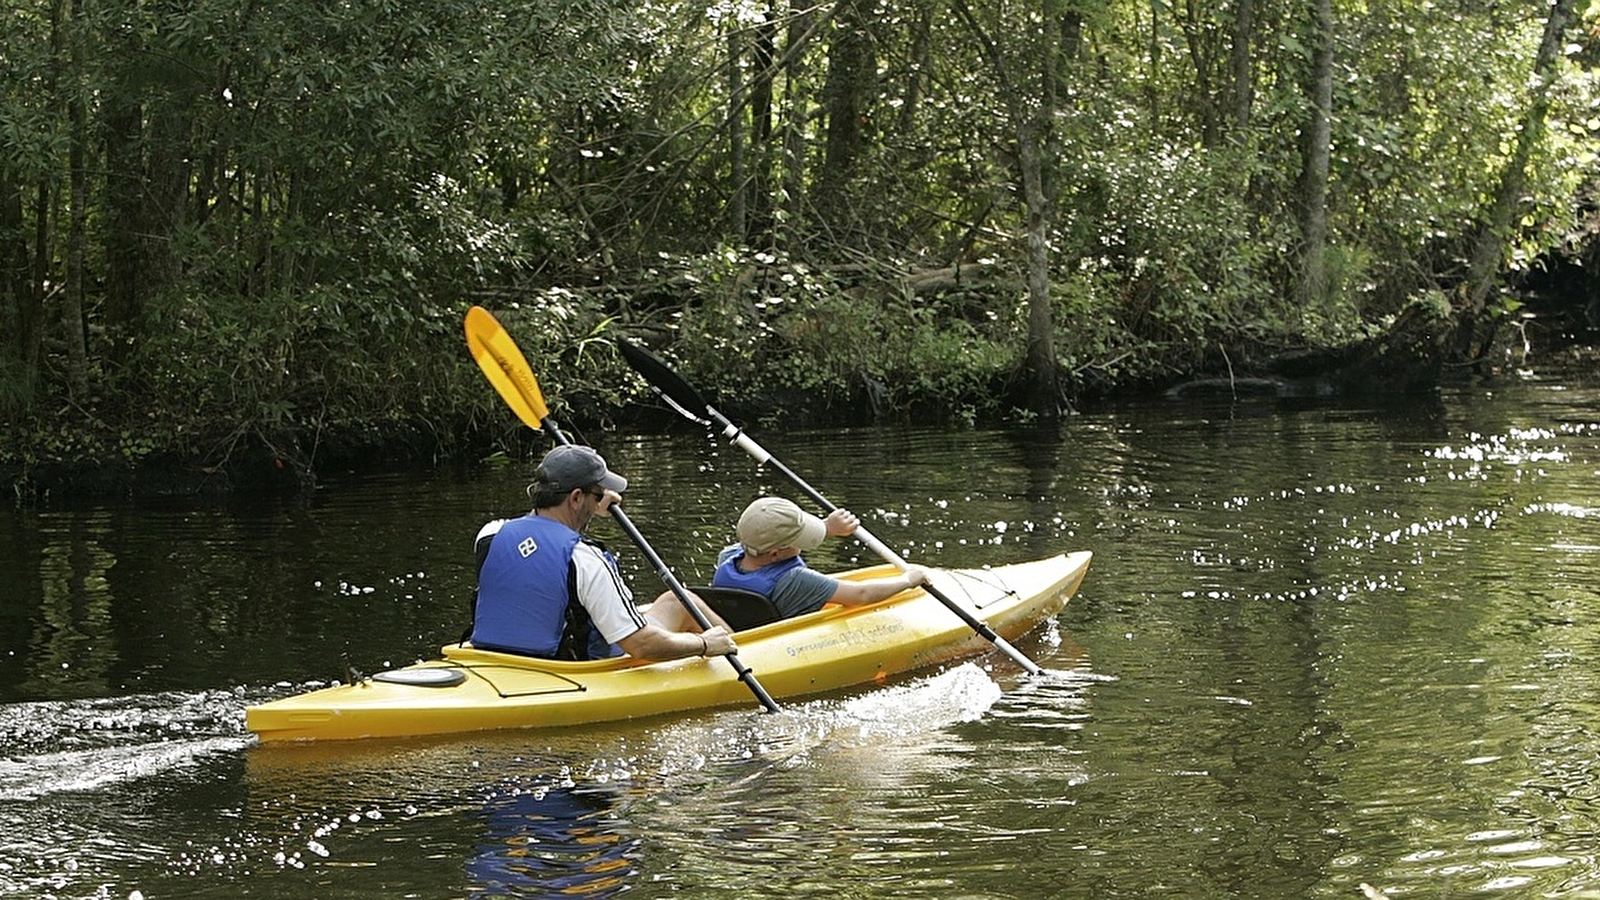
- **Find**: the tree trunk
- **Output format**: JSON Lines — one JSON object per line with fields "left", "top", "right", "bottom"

{"left": 64, "top": 0, "right": 90, "bottom": 403}
{"left": 66, "top": 136, "right": 89, "bottom": 404}
{"left": 30, "top": 182, "right": 50, "bottom": 370}
{"left": 102, "top": 91, "right": 145, "bottom": 366}
{"left": 1178, "top": 0, "right": 1222, "bottom": 148}
{"left": 1020, "top": 122, "right": 1062, "bottom": 417}
{"left": 817, "top": 0, "right": 874, "bottom": 217}
{"left": 1464, "top": 0, "right": 1575, "bottom": 314}
{"left": 1230, "top": 0, "right": 1254, "bottom": 131}
{"left": 0, "top": 168, "right": 44, "bottom": 397}
{"left": 727, "top": 27, "right": 748, "bottom": 241}
{"left": 748, "top": 4, "right": 777, "bottom": 241}
{"left": 780, "top": 3, "right": 815, "bottom": 250}
{"left": 1146, "top": 0, "right": 1162, "bottom": 125}
{"left": 1297, "top": 0, "right": 1334, "bottom": 310}
{"left": 951, "top": 0, "right": 1077, "bottom": 416}
{"left": 144, "top": 92, "right": 189, "bottom": 301}
{"left": 899, "top": 6, "right": 932, "bottom": 134}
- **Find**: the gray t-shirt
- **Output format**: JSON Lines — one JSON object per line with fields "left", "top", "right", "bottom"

{"left": 715, "top": 544, "right": 839, "bottom": 618}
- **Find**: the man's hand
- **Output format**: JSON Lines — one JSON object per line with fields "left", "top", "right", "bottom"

{"left": 698, "top": 625, "right": 737, "bottom": 657}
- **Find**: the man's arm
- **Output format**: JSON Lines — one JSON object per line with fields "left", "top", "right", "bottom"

{"left": 617, "top": 623, "right": 735, "bottom": 661}
{"left": 573, "top": 544, "right": 737, "bottom": 661}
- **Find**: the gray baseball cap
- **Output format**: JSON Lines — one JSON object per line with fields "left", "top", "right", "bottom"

{"left": 532, "top": 445, "right": 628, "bottom": 494}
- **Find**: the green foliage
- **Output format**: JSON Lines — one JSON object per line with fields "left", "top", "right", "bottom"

{"left": 649, "top": 248, "right": 1022, "bottom": 424}
{"left": 1055, "top": 137, "right": 1306, "bottom": 365}
{"left": 3, "top": 0, "right": 1598, "bottom": 485}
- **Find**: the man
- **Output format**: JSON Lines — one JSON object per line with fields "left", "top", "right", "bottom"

{"left": 710, "top": 497, "right": 928, "bottom": 619}
{"left": 469, "top": 444, "right": 735, "bottom": 661}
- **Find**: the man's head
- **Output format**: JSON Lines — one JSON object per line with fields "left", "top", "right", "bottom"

{"left": 737, "top": 497, "right": 827, "bottom": 556}
{"left": 528, "top": 445, "right": 627, "bottom": 510}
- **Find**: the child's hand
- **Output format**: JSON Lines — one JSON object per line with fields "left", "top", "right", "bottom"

{"left": 824, "top": 508, "right": 860, "bottom": 537}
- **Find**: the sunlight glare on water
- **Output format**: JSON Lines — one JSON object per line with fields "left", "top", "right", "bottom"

{"left": 2, "top": 371, "right": 1600, "bottom": 897}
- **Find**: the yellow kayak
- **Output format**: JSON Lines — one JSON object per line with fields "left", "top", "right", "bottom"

{"left": 245, "top": 551, "right": 1091, "bottom": 742}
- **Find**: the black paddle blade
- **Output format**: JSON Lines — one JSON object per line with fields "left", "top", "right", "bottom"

{"left": 618, "top": 339, "right": 713, "bottom": 418}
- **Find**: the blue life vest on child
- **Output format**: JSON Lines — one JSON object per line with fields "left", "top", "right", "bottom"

{"left": 711, "top": 553, "right": 805, "bottom": 597}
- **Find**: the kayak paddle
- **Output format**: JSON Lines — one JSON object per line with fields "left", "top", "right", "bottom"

{"left": 618, "top": 337, "right": 1046, "bottom": 676}
{"left": 463, "top": 306, "right": 782, "bottom": 713}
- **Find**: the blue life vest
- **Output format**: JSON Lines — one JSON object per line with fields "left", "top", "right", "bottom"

{"left": 711, "top": 553, "right": 805, "bottom": 597}
{"left": 470, "top": 515, "right": 610, "bottom": 659}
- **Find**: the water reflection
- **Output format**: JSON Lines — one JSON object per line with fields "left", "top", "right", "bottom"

{"left": 23, "top": 511, "right": 117, "bottom": 699}
{"left": 469, "top": 780, "right": 639, "bottom": 898}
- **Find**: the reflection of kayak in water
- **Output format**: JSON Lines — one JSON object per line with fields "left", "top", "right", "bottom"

{"left": 245, "top": 552, "right": 1091, "bottom": 743}
{"left": 469, "top": 782, "right": 638, "bottom": 900}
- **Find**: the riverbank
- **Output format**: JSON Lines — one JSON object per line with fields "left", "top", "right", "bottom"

{"left": 6, "top": 297, "right": 1595, "bottom": 504}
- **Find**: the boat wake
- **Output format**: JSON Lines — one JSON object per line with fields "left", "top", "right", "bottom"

{"left": 0, "top": 734, "right": 250, "bottom": 802}
{"left": 0, "top": 687, "right": 268, "bottom": 801}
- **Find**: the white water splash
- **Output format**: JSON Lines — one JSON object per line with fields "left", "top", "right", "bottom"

{"left": 832, "top": 662, "right": 1004, "bottom": 730}
{"left": 0, "top": 735, "right": 251, "bottom": 801}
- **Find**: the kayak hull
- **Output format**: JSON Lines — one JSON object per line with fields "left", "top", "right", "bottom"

{"left": 245, "top": 551, "right": 1091, "bottom": 742}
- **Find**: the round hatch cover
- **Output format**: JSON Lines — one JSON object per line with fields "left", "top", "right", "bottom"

{"left": 372, "top": 668, "right": 468, "bottom": 687}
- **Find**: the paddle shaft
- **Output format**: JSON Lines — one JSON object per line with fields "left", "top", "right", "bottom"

{"left": 712, "top": 414, "right": 1043, "bottom": 675}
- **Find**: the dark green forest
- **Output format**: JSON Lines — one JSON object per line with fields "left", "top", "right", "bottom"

{"left": 2, "top": 0, "right": 1597, "bottom": 495}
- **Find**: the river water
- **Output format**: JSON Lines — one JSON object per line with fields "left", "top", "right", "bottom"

{"left": 2, "top": 365, "right": 1599, "bottom": 899}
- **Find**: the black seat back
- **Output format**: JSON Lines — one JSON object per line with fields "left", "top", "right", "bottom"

{"left": 692, "top": 586, "right": 784, "bottom": 631}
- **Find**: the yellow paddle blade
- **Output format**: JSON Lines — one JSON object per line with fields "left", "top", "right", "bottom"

{"left": 464, "top": 305, "right": 550, "bottom": 430}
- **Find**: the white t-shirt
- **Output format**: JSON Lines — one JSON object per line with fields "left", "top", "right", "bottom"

{"left": 571, "top": 540, "right": 649, "bottom": 645}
